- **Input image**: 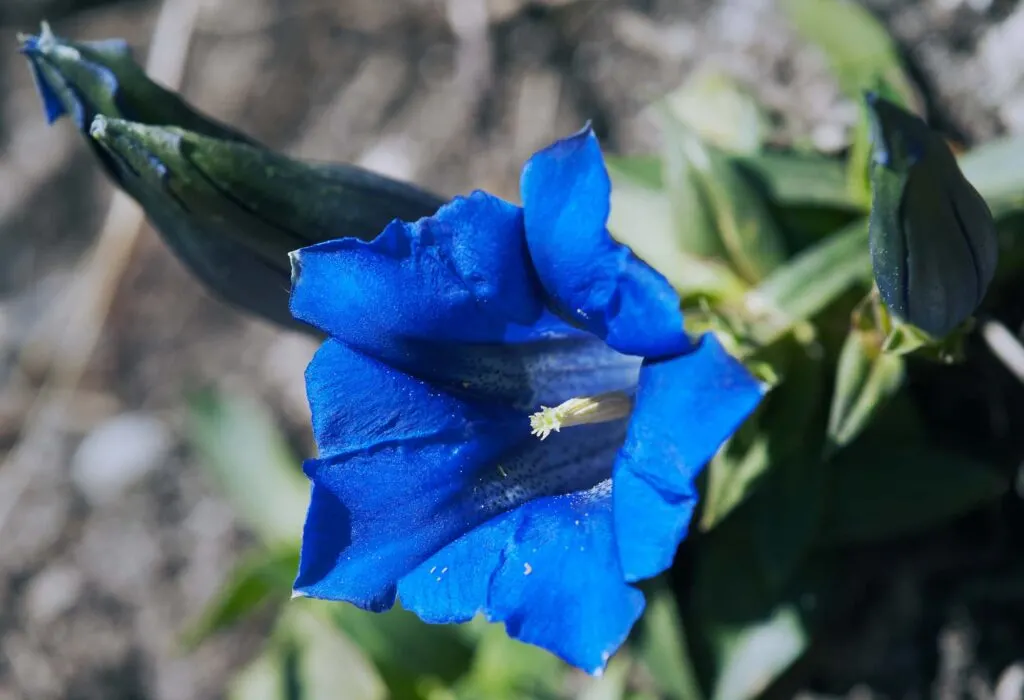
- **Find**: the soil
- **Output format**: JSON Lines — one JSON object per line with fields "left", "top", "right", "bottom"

{"left": 1, "top": 0, "right": 1023, "bottom": 698}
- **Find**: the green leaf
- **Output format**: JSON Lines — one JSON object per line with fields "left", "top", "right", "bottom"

{"left": 329, "top": 603, "right": 475, "bottom": 699}
{"left": 635, "top": 587, "right": 703, "bottom": 700}
{"left": 287, "top": 605, "right": 386, "bottom": 700}
{"left": 604, "top": 155, "right": 663, "bottom": 189}
{"left": 822, "top": 442, "right": 1008, "bottom": 545}
{"left": 709, "top": 604, "right": 807, "bottom": 700}
{"left": 733, "top": 151, "right": 860, "bottom": 212}
{"left": 659, "top": 114, "right": 788, "bottom": 283}
{"left": 227, "top": 643, "right": 289, "bottom": 700}
{"left": 662, "top": 70, "right": 766, "bottom": 155}
{"left": 960, "top": 135, "right": 1024, "bottom": 213}
{"left": 455, "top": 621, "right": 564, "bottom": 700}
{"left": 700, "top": 419, "right": 769, "bottom": 532}
{"left": 746, "top": 220, "right": 871, "bottom": 344}
{"left": 184, "top": 547, "right": 299, "bottom": 648}
{"left": 186, "top": 390, "right": 308, "bottom": 546}
{"left": 607, "top": 158, "right": 749, "bottom": 301}
{"left": 687, "top": 509, "right": 825, "bottom": 700}
{"left": 780, "top": 0, "right": 916, "bottom": 106}
{"left": 578, "top": 655, "right": 632, "bottom": 700}
{"left": 702, "top": 336, "right": 825, "bottom": 531}
{"left": 825, "top": 327, "right": 906, "bottom": 455}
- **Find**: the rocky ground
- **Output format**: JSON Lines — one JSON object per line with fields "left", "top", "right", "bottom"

{"left": 1, "top": 0, "right": 1024, "bottom": 698}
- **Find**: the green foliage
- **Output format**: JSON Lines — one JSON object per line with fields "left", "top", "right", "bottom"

{"left": 186, "top": 390, "right": 308, "bottom": 545}
{"left": 60, "top": 3, "right": 1024, "bottom": 697}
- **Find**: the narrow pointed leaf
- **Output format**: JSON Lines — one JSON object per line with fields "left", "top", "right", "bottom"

{"left": 826, "top": 328, "right": 905, "bottom": 454}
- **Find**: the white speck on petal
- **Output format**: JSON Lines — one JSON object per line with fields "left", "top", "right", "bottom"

{"left": 429, "top": 566, "right": 436, "bottom": 574}
{"left": 523, "top": 562, "right": 533, "bottom": 575}
{"left": 436, "top": 577, "right": 442, "bottom": 582}
{"left": 441, "top": 567, "right": 448, "bottom": 574}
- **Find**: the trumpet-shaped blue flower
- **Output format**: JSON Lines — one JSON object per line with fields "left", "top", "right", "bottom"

{"left": 288, "top": 127, "right": 765, "bottom": 673}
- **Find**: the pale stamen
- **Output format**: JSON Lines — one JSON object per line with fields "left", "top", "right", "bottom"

{"left": 529, "top": 391, "right": 634, "bottom": 440}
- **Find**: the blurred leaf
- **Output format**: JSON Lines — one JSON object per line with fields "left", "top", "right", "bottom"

{"left": 636, "top": 587, "right": 703, "bottom": 700}
{"left": 227, "top": 643, "right": 289, "bottom": 700}
{"left": 455, "top": 621, "right": 564, "bottom": 700}
{"left": 578, "top": 655, "right": 631, "bottom": 700}
{"left": 607, "top": 158, "right": 749, "bottom": 301}
{"left": 329, "top": 603, "right": 475, "bottom": 699}
{"left": 605, "top": 155, "right": 663, "bottom": 189}
{"left": 822, "top": 442, "right": 1008, "bottom": 545}
{"left": 702, "top": 336, "right": 825, "bottom": 531}
{"left": 185, "top": 547, "right": 299, "bottom": 648}
{"left": 746, "top": 220, "right": 871, "bottom": 344}
{"left": 709, "top": 604, "right": 807, "bottom": 700}
{"left": 780, "top": 0, "right": 915, "bottom": 106}
{"left": 846, "top": 112, "right": 873, "bottom": 206}
{"left": 746, "top": 343, "right": 827, "bottom": 589}
{"left": 688, "top": 506, "right": 825, "bottom": 700}
{"left": 659, "top": 113, "right": 788, "bottom": 283}
{"left": 662, "top": 70, "right": 766, "bottom": 155}
{"left": 961, "top": 134, "right": 1024, "bottom": 211}
{"left": 187, "top": 390, "right": 308, "bottom": 546}
{"left": 700, "top": 419, "right": 768, "bottom": 533}
{"left": 287, "top": 605, "right": 386, "bottom": 700}
{"left": 733, "top": 151, "right": 860, "bottom": 212}
{"left": 825, "top": 325, "right": 905, "bottom": 455}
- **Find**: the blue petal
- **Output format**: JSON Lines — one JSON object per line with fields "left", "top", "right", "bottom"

{"left": 295, "top": 340, "right": 628, "bottom": 613}
{"left": 613, "top": 334, "right": 765, "bottom": 582}
{"left": 290, "top": 191, "right": 546, "bottom": 352}
{"left": 399, "top": 482, "right": 644, "bottom": 674}
{"left": 520, "top": 127, "right": 690, "bottom": 358}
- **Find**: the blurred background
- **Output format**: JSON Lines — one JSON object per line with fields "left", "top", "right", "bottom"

{"left": 3, "top": 0, "right": 1024, "bottom": 699}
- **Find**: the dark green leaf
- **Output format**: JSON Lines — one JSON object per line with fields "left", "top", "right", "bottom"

{"left": 687, "top": 507, "right": 827, "bottom": 700}
{"left": 822, "top": 442, "right": 1007, "bottom": 545}
{"left": 184, "top": 547, "right": 299, "bottom": 648}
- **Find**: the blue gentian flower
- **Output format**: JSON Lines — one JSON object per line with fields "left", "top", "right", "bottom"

{"left": 288, "top": 127, "right": 765, "bottom": 673}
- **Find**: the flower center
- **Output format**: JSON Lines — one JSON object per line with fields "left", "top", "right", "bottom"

{"left": 529, "top": 391, "right": 634, "bottom": 440}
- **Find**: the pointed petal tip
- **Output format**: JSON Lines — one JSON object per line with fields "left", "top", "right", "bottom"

{"left": 288, "top": 249, "right": 303, "bottom": 287}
